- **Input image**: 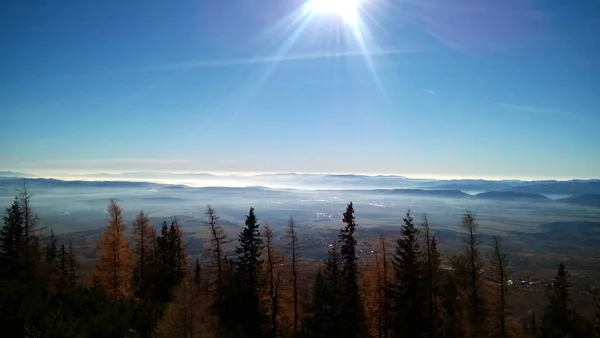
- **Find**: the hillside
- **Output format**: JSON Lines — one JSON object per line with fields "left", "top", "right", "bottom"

{"left": 475, "top": 191, "right": 550, "bottom": 202}
{"left": 557, "top": 194, "right": 600, "bottom": 207}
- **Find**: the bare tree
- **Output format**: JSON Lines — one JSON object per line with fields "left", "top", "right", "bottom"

{"left": 286, "top": 216, "right": 300, "bottom": 336}
{"left": 264, "top": 224, "right": 282, "bottom": 338}
{"left": 203, "top": 205, "right": 228, "bottom": 300}
{"left": 422, "top": 215, "right": 441, "bottom": 338}
{"left": 490, "top": 236, "right": 509, "bottom": 338}
{"left": 460, "top": 211, "right": 485, "bottom": 337}
{"left": 377, "top": 234, "right": 389, "bottom": 338}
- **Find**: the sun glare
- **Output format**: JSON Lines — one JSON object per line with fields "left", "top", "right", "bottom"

{"left": 309, "top": 0, "right": 362, "bottom": 25}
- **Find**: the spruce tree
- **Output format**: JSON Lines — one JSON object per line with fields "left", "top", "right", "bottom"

{"left": 234, "top": 207, "right": 264, "bottom": 338}
{"left": 307, "top": 243, "right": 342, "bottom": 338}
{"left": 67, "top": 239, "right": 78, "bottom": 287}
{"left": 19, "top": 184, "right": 43, "bottom": 287}
{"left": 58, "top": 243, "right": 69, "bottom": 287}
{"left": 132, "top": 210, "right": 156, "bottom": 299}
{"left": 154, "top": 218, "right": 187, "bottom": 303}
{"left": 338, "top": 202, "right": 367, "bottom": 338}
{"left": 0, "top": 197, "right": 24, "bottom": 278}
{"left": 305, "top": 267, "right": 328, "bottom": 338}
{"left": 540, "top": 262, "right": 572, "bottom": 337}
{"left": 391, "top": 209, "right": 426, "bottom": 338}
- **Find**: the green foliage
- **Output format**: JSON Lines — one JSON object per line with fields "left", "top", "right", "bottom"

{"left": 0, "top": 196, "right": 24, "bottom": 278}
{"left": 538, "top": 263, "right": 594, "bottom": 338}
{"left": 391, "top": 209, "right": 426, "bottom": 338}
{"left": 231, "top": 207, "right": 265, "bottom": 338}
{"left": 305, "top": 244, "right": 343, "bottom": 337}
{"left": 153, "top": 219, "right": 186, "bottom": 304}
{"left": 338, "top": 202, "right": 368, "bottom": 338}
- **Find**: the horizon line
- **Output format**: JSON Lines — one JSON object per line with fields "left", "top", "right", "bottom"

{"left": 2, "top": 170, "right": 599, "bottom": 182}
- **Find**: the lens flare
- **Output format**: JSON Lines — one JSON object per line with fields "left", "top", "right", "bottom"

{"left": 308, "top": 0, "right": 363, "bottom": 26}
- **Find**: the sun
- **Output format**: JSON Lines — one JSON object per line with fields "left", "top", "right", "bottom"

{"left": 308, "top": 0, "right": 362, "bottom": 25}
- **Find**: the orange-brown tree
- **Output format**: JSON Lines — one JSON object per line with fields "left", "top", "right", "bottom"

{"left": 94, "top": 200, "right": 133, "bottom": 299}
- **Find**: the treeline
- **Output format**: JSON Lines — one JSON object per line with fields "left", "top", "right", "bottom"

{"left": 0, "top": 186, "right": 599, "bottom": 338}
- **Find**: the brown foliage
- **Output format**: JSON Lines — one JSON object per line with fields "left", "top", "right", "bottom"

{"left": 93, "top": 200, "right": 133, "bottom": 299}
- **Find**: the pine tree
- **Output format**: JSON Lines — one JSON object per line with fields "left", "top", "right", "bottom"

{"left": 490, "top": 236, "right": 509, "bottom": 338}
{"left": 286, "top": 216, "right": 300, "bottom": 337}
{"left": 306, "top": 243, "right": 342, "bottom": 338}
{"left": 45, "top": 228, "right": 57, "bottom": 264}
{"left": 0, "top": 197, "right": 24, "bottom": 278}
{"left": 234, "top": 207, "right": 265, "bottom": 338}
{"left": 94, "top": 200, "right": 133, "bottom": 300}
{"left": 58, "top": 243, "right": 69, "bottom": 287}
{"left": 540, "top": 262, "right": 572, "bottom": 337}
{"left": 391, "top": 209, "right": 426, "bottom": 338}
{"left": 154, "top": 218, "right": 187, "bottom": 303}
{"left": 338, "top": 202, "right": 367, "bottom": 337}
{"left": 305, "top": 267, "right": 328, "bottom": 338}
{"left": 422, "top": 215, "right": 441, "bottom": 338}
{"left": 19, "top": 184, "right": 43, "bottom": 287}
{"left": 132, "top": 210, "right": 156, "bottom": 299}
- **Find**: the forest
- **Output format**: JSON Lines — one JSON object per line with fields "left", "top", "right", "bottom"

{"left": 0, "top": 185, "right": 599, "bottom": 338}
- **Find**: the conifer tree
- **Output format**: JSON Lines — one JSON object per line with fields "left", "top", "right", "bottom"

{"left": 154, "top": 218, "right": 187, "bottom": 303}
{"left": 94, "top": 200, "right": 133, "bottom": 299}
{"left": 391, "top": 209, "right": 426, "bottom": 338}
{"left": 540, "top": 262, "right": 573, "bottom": 337}
{"left": 45, "top": 228, "right": 57, "bottom": 264}
{"left": 67, "top": 239, "right": 78, "bottom": 287}
{"left": 338, "top": 202, "right": 367, "bottom": 338}
{"left": 305, "top": 267, "right": 328, "bottom": 338}
{"left": 19, "top": 184, "right": 43, "bottom": 286}
{"left": 234, "top": 207, "right": 265, "bottom": 338}
{"left": 0, "top": 197, "right": 23, "bottom": 278}
{"left": 286, "top": 216, "right": 300, "bottom": 336}
{"left": 132, "top": 210, "right": 156, "bottom": 299}
{"left": 58, "top": 243, "right": 69, "bottom": 287}
{"left": 307, "top": 243, "right": 342, "bottom": 338}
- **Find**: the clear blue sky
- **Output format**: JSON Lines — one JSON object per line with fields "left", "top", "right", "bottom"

{"left": 1, "top": 0, "right": 599, "bottom": 180}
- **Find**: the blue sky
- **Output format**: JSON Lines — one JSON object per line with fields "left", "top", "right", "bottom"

{"left": 1, "top": 0, "right": 599, "bottom": 180}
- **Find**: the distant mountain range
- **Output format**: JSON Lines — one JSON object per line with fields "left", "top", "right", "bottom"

{"left": 1, "top": 173, "right": 600, "bottom": 197}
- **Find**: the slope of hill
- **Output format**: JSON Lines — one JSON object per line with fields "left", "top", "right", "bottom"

{"left": 505, "top": 181, "right": 600, "bottom": 196}
{"left": 475, "top": 191, "right": 550, "bottom": 202}
{"left": 557, "top": 194, "right": 600, "bottom": 207}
